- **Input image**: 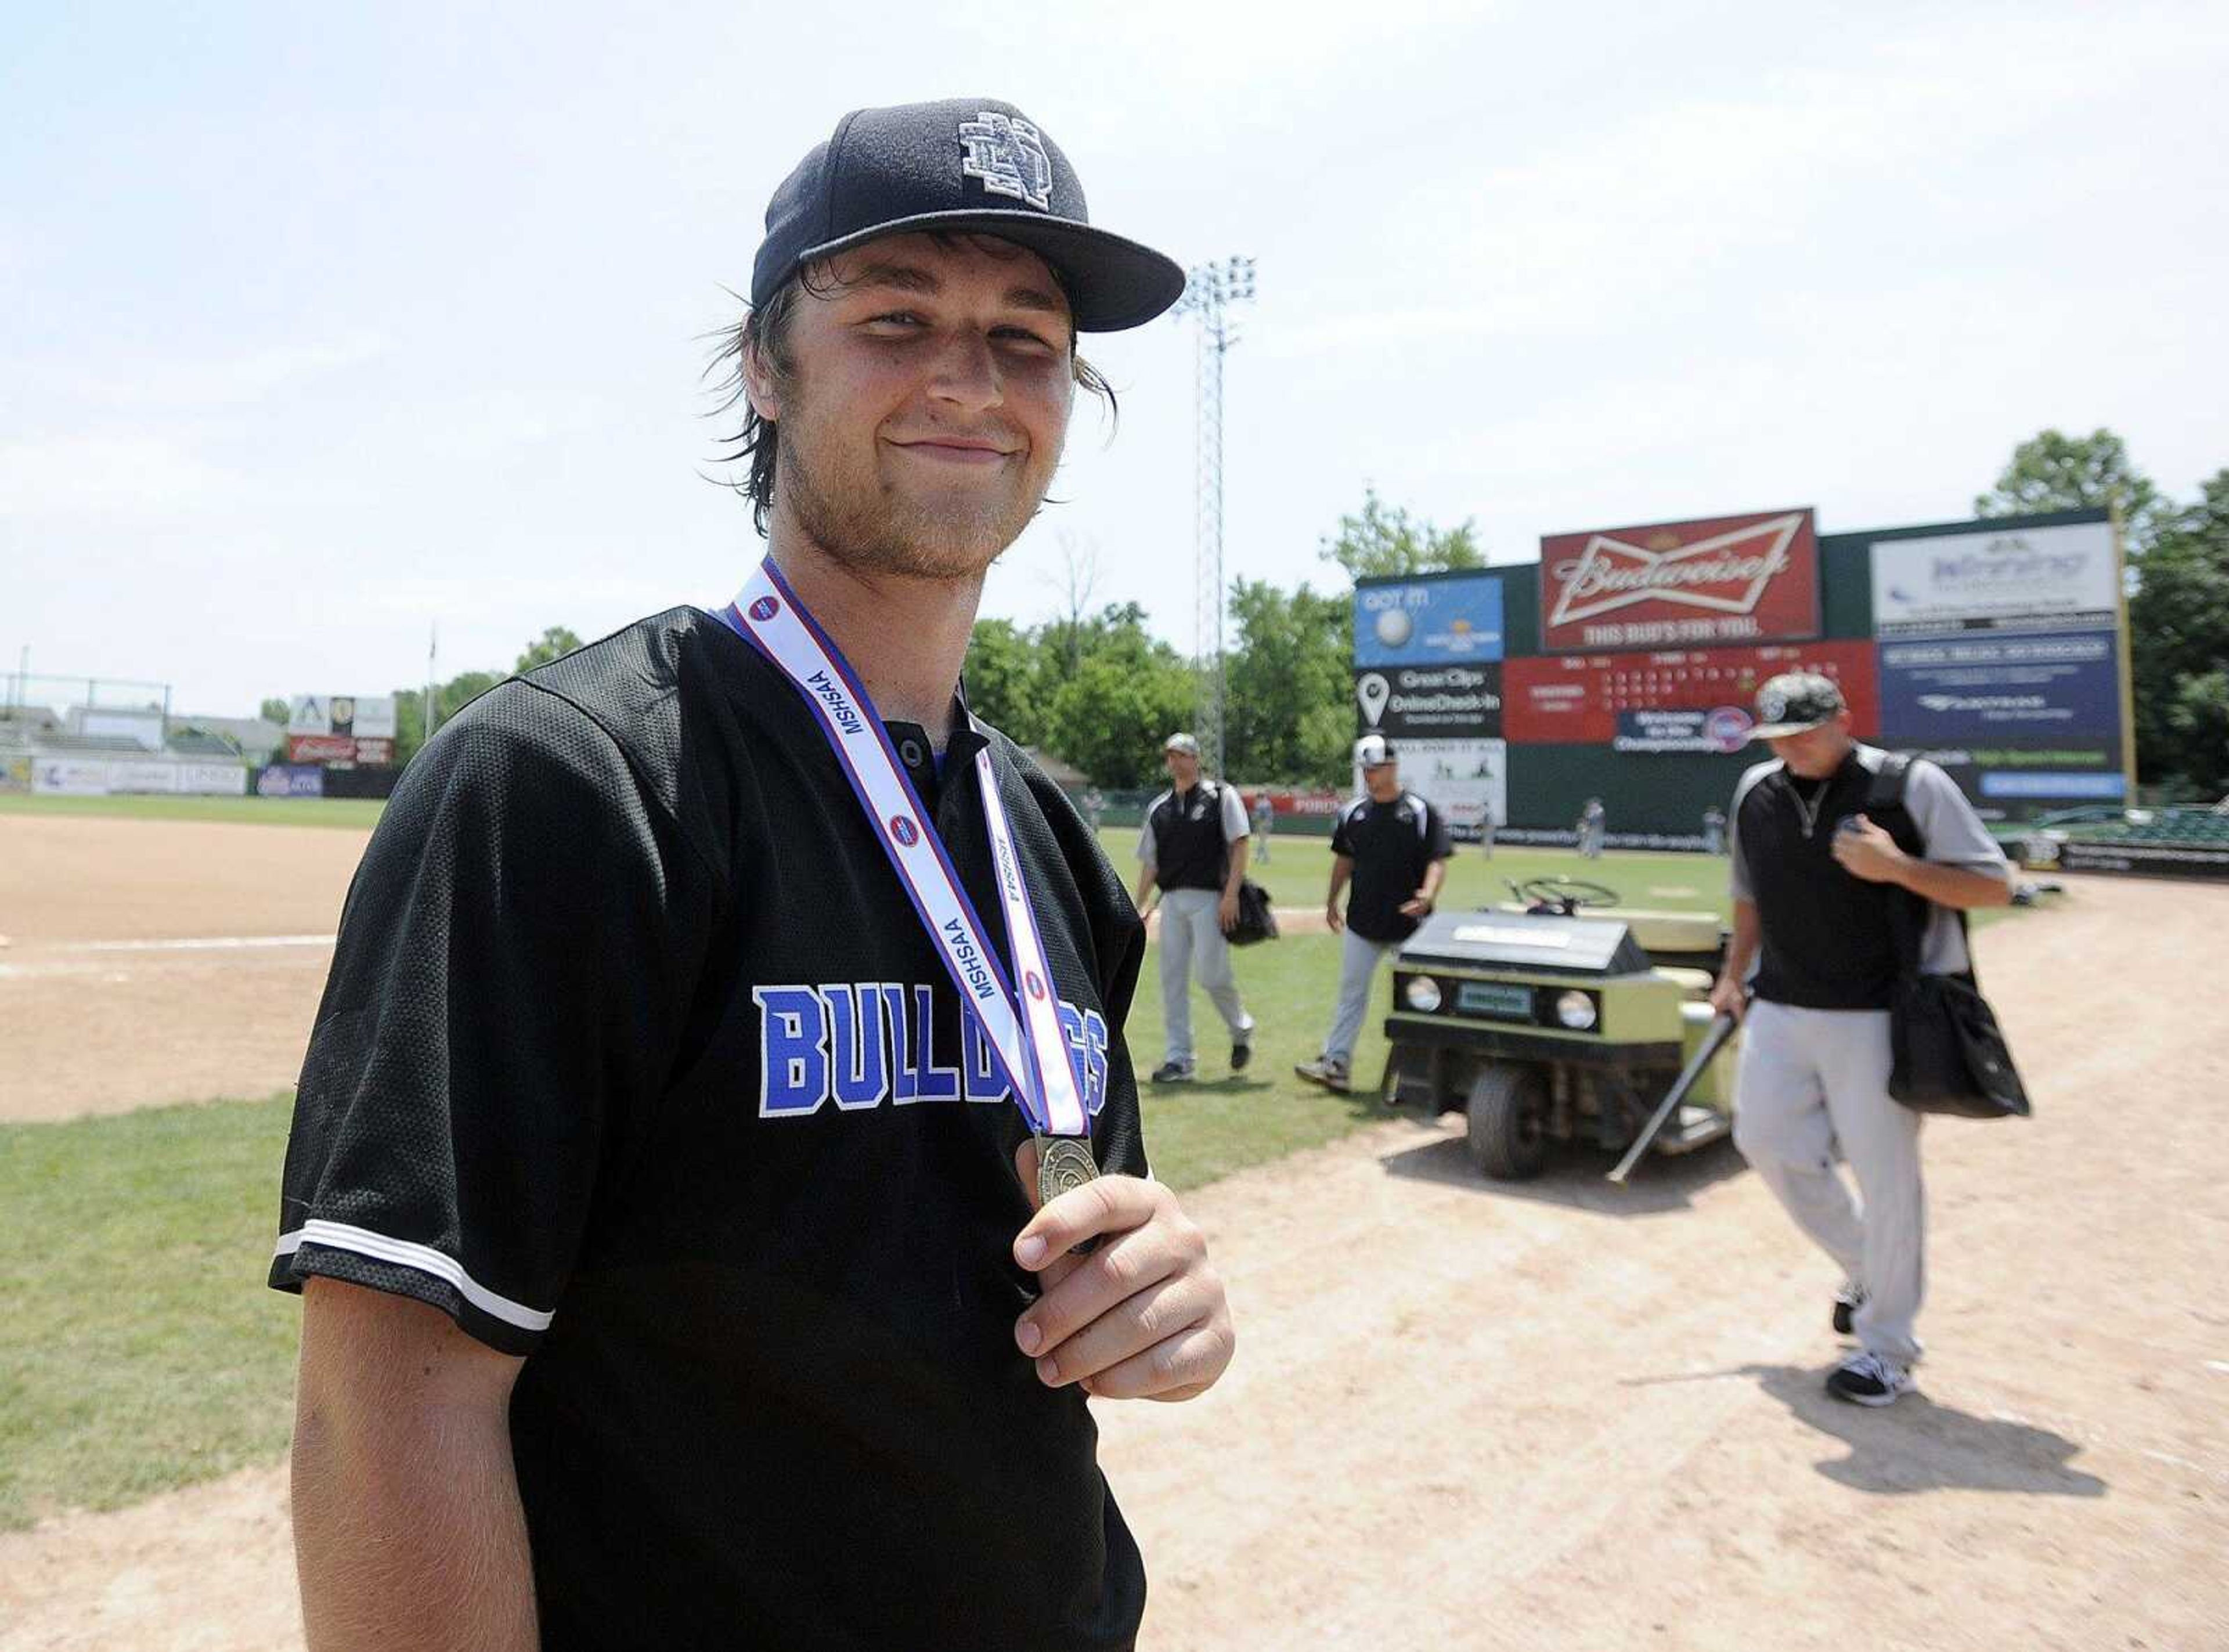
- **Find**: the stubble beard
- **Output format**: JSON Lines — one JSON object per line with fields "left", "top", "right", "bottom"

{"left": 774, "top": 414, "right": 1058, "bottom": 584}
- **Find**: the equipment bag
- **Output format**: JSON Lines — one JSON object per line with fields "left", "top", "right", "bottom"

{"left": 1871, "top": 754, "right": 2032, "bottom": 1119}
{"left": 1227, "top": 878, "right": 1279, "bottom": 946}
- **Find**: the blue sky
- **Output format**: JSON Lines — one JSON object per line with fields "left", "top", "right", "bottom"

{"left": 5, "top": 2, "right": 2223, "bottom": 716}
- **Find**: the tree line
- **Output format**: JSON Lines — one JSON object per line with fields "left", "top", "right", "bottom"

{"left": 265, "top": 438, "right": 2224, "bottom": 798}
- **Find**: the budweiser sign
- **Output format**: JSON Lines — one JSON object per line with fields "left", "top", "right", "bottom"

{"left": 1539, "top": 508, "right": 1820, "bottom": 651}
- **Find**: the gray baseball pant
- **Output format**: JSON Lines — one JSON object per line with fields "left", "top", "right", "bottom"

{"left": 1322, "top": 927, "right": 1397, "bottom": 1066}
{"left": 1732, "top": 1000, "right": 1926, "bottom": 1365}
{"left": 1157, "top": 887, "right": 1254, "bottom": 1065}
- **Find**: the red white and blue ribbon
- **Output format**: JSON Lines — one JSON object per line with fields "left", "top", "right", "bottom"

{"left": 720, "top": 558, "right": 1090, "bottom": 1140}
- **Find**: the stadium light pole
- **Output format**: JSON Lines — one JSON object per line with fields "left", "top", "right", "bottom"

{"left": 1173, "top": 255, "right": 1256, "bottom": 778}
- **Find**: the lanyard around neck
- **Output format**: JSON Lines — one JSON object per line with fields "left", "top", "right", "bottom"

{"left": 720, "top": 558, "right": 1090, "bottom": 1141}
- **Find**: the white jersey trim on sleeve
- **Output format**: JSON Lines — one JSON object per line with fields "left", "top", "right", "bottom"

{"left": 275, "top": 1219, "right": 555, "bottom": 1332}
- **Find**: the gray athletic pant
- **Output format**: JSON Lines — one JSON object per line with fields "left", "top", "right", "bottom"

{"left": 1732, "top": 1000, "right": 1925, "bottom": 1365}
{"left": 1322, "top": 928, "right": 1397, "bottom": 1066}
{"left": 1157, "top": 887, "right": 1254, "bottom": 1065}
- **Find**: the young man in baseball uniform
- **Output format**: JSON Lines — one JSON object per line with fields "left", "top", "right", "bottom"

{"left": 274, "top": 99, "right": 1233, "bottom": 1650}
{"left": 1711, "top": 673, "right": 2011, "bottom": 1406}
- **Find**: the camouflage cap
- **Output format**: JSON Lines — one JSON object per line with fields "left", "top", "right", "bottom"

{"left": 1749, "top": 672, "right": 1846, "bottom": 741}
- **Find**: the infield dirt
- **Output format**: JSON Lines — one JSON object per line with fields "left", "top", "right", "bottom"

{"left": 2, "top": 821, "right": 2223, "bottom": 1650}
{"left": 0, "top": 816, "right": 362, "bottom": 1122}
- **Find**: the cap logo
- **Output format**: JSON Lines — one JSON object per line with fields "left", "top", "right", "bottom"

{"left": 958, "top": 111, "right": 1054, "bottom": 211}
{"left": 1759, "top": 690, "right": 1787, "bottom": 723}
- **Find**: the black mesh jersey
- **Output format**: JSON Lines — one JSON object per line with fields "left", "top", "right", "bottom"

{"left": 269, "top": 606, "right": 1152, "bottom": 1651}
{"left": 1330, "top": 792, "right": 1453, "bottom": 944}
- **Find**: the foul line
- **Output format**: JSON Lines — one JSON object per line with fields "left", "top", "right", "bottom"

{"left": 64, "top": 935, "right": 336, "bottom": 953}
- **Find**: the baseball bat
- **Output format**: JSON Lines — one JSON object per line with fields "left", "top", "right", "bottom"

{"left": 1606, "top": 1005, "right": 1741, "bottom": 1185}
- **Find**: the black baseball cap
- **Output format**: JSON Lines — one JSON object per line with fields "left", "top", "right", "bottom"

{"left": 1749, "top": 672, "right": 1847, "bottom": 740}
{"left": 750, "top": 98, "right": 1186, "bottom": 333}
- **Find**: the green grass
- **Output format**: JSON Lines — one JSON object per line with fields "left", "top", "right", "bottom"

{"left": 0, "top": 1094, "right": 300, "bottom": 1531}
{"left": 0, "top": 793, "right": 386, "bottom": 828}
{"left": 0, "top": 838, "right": 2000, "bottom": 1527}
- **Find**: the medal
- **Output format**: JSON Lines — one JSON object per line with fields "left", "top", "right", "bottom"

{"left": 1034, "top": 1131, "right": 1099, "bottom": 1206}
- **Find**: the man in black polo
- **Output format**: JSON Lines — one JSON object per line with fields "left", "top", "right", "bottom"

{"left": 1296, "top": 735, "right": 1451, "bottom": 1093}
{"left": 272, "top": 98, "right": 1233, "bottom": 1651}
{"left": 1709, "top": 672, "right": 2011, "bottom": 1406}
{"left": 1131, "top": 731, "right": 1255, "bottom": 1083}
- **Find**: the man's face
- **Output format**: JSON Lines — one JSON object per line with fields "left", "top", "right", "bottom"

{"left": 1765, "top": 710, "right": 1855, "bottom": 778}
{"left": 1364, "top": 762, "right": 1400, "bottom": 800}
{"left": 1165, "top": 748, "right": 1199, "bottom": 787}
{"left": 747, "top": 232, "right": 1076, "bottom": 581}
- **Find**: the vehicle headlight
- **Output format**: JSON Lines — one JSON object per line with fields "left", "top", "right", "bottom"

{"left": 1554, "top": 990, "right": 1598, "bottom": 1030}
{"left": 1404, "top": 975, "right": 1442, "bottom": 1012}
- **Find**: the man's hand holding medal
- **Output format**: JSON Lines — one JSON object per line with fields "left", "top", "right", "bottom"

{"left": 1012, "top": 1138, "right": 1235, "bottom": 1402}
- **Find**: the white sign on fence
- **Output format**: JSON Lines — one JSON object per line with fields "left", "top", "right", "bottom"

{"left": 1871, "top": 520, "right": 2117, "bottom": 637}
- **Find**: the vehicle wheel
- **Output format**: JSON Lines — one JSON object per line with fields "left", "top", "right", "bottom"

{"left": 1466, "top": 1065, "right": 1550, "bottom": 1181}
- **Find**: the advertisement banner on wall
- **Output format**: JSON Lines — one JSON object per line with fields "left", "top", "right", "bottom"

{"left": 1893, "top": 744, "right": 2127, "bottom": 819}
{"left": 1352, "top": 664, "right": 1502, "bottom": 739}
{"left": 1871, "top": 520, "right": 2116, "bottom": 638}
{"left": 1878, "top": 631, "right": 2122, "bottom": 744}
{"left": 1505, "top": 641, "right": 1878, "bottom": 745}
{"left": 288, "top": 694, "right": 399, "bottom": 740}
{"left": 1610, "top": 707, "right": 1760, "bottom": 754}
{"left": 1352, "top": 574, "right": 1505, "bottom": 667}
{"left": 2030, "top": 839, "right": 2229, "bottom": 881}
{"left": 31, "top": 757, "right": 245, "bottom": 796}
{"left": 258, "top": 764, "right": 327, "bottom": 798}
{"left": 1538, "top": 508, "right": 1819, "bottom": 652}
{"left": 287, "top": 734, "right": 359, "bottom": 763}
{"left": 1386, "top": 737, "right": 1507, "bottom": 842}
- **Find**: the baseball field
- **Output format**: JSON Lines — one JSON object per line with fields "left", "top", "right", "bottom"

{"left": 2, "top": 796, "right": 2223, "bottom": 1650}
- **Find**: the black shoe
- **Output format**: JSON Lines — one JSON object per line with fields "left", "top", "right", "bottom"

{"left": 1231, "top": 1039, "right": 1252, "bottom": 1073}
{"left": 1825, "top": 1351, "right": 1914, "bottom": 1406}
{"left": 1833, "top": 1281, "right": 1866, "bottom": 1338}
{"left": 1149, "top": 1060, "right": 1196, "bottom": 1085}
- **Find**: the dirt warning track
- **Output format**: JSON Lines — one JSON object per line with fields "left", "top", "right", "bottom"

{"left": 1, "top": 830, "right": 2223, "bottom": 1650}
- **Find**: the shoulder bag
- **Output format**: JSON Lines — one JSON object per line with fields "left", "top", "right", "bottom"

{"left": 1871, "top": 755, "right": 2032, "bottom": 1119}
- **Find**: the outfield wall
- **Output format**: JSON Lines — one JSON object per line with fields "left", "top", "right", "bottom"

{"left": 1355, "top": 507, "right": 2122, "bottom": 836}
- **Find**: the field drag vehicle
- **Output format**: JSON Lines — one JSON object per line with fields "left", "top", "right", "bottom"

{"left": 1379, "top": 878, "right": 1741, "bottom": 1181}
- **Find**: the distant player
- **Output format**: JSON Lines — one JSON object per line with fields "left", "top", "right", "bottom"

{"left": 1134, "top": 732, "right": 1257, "bottom": 1082}
{"left": 1250, "top": 789, "right": 1275, "bottom": 863}
{"left": 1577, "top": 796, "right": 1607, "bottom": 859}
{"left": 1296, "top": 736, "right": 1451, "bottom": 1094}
{"left": 272, "top": 98, "right": 1232, "bottom": 1650}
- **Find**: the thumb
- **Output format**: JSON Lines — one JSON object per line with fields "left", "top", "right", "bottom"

{"left": 1011, "top": 1137, "right": 1090, "bottom": 1287}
